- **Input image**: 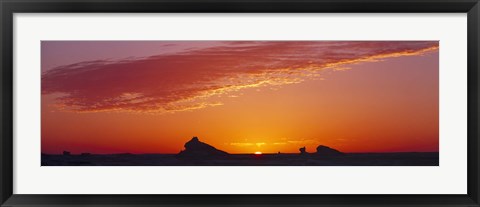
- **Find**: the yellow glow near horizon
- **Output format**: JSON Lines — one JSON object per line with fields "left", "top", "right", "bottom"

{"left": 254, "top": 151, "right": 262, "bottom": 155}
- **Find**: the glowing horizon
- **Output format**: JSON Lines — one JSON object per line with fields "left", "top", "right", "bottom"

{"left": 41, "top": 41, "right": 439, "bottom": 154}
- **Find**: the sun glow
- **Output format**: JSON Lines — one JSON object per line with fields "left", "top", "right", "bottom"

{"left": 41, "top": 41, "right": 440, "bottom": 155}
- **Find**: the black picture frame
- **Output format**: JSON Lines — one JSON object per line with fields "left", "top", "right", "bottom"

{"left": 1, "top": 0, "right": 479, "bottom": 206}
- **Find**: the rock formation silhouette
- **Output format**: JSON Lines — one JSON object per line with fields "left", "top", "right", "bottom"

{"left": 299, "top": 146, "right": 308, "bottom": 155}
{"left": 177, "top": 137, "right": 228, "bottom": 159}
{"left": 315, "top": 145, "right": 344, "bottom": 156}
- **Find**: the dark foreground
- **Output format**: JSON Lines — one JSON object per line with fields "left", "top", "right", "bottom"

{"left": 42, "top": 152, "right": 439, "bottom": 166}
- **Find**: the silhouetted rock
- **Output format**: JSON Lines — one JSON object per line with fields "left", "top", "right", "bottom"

{"left": 316, "top": 145, "right": 344, "bottom": 156}
{"left": 299, "top": 146, "right": 308, "bottom": 155}
{"left": 177, "top": 137, "right": 228, "bottom": 159}
{"left": 63, "top": 151, "right": 71, "bottom": 156}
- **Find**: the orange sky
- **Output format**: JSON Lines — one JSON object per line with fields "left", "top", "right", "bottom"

{"left": 41, "top": 41, "right": 439, "bottom": 154}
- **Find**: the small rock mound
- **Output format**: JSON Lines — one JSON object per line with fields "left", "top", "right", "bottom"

{"left": 299, "top": 146, "right": 308, "bottom": 155}
{"left": 316, "top": 145, "right": 344, "bottom": 156}
{"left": 177, "top": 137, "right": 228, "bottom": 159}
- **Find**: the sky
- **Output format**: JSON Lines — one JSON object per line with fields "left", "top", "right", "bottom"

{"left": 41, "top": 41, "right": 439, "bottom": 154}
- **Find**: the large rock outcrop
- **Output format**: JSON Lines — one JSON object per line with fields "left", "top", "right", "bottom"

{"left": 316, "top": 145, "right": 344, "bottom": 156}
{"left": 177, "top": 137, "right": 228, "bottom": 159}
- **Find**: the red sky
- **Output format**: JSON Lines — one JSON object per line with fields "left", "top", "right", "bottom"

{"left": 41, "top": 41, "right": 439, "bottom": 154}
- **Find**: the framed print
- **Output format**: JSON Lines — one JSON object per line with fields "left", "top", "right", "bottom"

{"left": 1, "top": 0, "right": 479, "bottom": 206}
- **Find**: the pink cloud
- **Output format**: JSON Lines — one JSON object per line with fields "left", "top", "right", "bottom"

{"left": 41, "top": 41, "right": 438, "bottom": 113}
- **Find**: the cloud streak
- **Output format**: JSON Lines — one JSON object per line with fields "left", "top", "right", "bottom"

{"left": 42, "top": 41, "right": 438, "bottom": 114}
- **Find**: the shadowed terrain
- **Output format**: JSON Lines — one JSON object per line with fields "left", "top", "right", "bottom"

{"left": 41, "top": 152, "right": 439, "bottom": 166}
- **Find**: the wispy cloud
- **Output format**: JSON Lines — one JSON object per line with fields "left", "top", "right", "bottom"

{"left": 229, "top": 139, "right": 320, "bottom": 148}
{"left": 229, "top": 142, "right": 270, "bottom": 147}
{"left": 230, "top": 142, "right": 254, "bottom": 147}
{"left": 42, "top": 41, "right": 438, "bottom": 114}
{"left": 273, "top": 142, "right": 287, "bottom": 145}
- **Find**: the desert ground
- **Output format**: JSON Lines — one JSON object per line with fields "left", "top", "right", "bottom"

{"left": 41, "top": 152, "right": 438, "bottom": 166}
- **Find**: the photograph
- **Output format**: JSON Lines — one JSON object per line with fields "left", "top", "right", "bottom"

{"left": 41, "top": 40, "right": 440, "bottom": 166}
{"left": 2, "top": 0, "right": 478, "bottom": 206}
